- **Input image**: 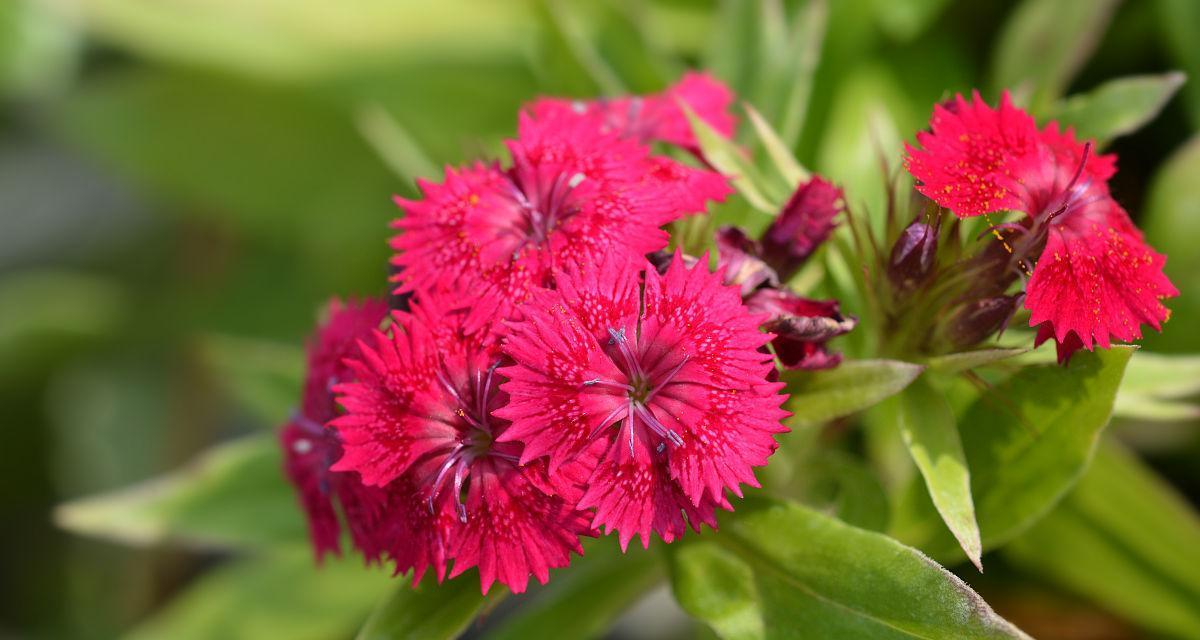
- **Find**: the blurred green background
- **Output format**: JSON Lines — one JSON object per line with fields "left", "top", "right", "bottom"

{"left": 2, "top": 0, "right": 1198, "bottom": 638}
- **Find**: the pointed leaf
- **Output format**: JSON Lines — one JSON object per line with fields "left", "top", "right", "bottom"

{"left": 56, "top": 435, "right": 304, "bottom": 549}
{"left": 892, "top": 347, "right": 1135, "bottom": 558}
{"left": 743, "top": 102, "right": 808, "bottom": 186}
{"left": 711, "top": 499, "right": 1030, "bottom": 639}
{"left": 991, "top": 0, "right": 1119, "bottom": 113}
{"left": 1049, "top": 72, "right": 1186, "bottom": 146}
{"left": 894, "top": 378, "right": 982, "bottom": 570}
{"left": 488, "top": 543, "right": 662, "bottom": 640}
{"left": 125, "top": 549, "right": 390, "bottom": 640}
{"left": 925, "top": 348, "right": 1028, "bottom": 375}
{"left": 778, "top": 0, "right": 828, "bottom": 146}
{"left": 781, "top": 359, "right": 924, "bottom": 427}
{"left": 668, "top": 540, "right": 763, "bottom": 640}
{"left": 357, "top": 577, "right": 500, "bottom": 640}
{"left": 683, "top": 103, "right": 779, "bottom": 212}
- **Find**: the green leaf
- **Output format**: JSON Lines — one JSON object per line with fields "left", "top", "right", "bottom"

{"left": 744, "top": 102, "right": 808, "bottom": 187}
{"left": 893, "top": 378, "right": 982, "bottom": 570}
{"left": 56, "top": 435, "right": 305, "bottom": 549}
{"left": 353, "top": 102, "right": 439, "bottom": 184}
{"left": 1155, "top": 0, "right": 1200, "bottom": 127}
{"left": 714, "top": 498, "right": 1030, "bottom": 639}
{"left": 77, "top": 0, "right": 533, "bottom": 81}
{"left": 777, "top": 0, "right": 828, "bottom": 147}
{"left": 683, "top": 102, "right": 780, "bottom": 212}
{"left": 1113, "top": 351, "right": 1200, "bottom": 421}
{"left": 990, "top": 0, "right": 1119, "bottom": 113}
{"left": 533, "top": 0, "right": 626, "bottom": 96}
{"left": 1005, "top": 439, "right": 1200, "bottom": 639}
{"left": 781, "top": 359, "right": 924, "bottom": 427}
{"left": 794, "top": 450, "right": 892, "bottom": 532}
{"left": 357, "top": 575, "right": 500, "bottom": 640}
{"left": 1120, "top": 351, "right": 1200, "bottom": 399}
{"left": 490, "top": 542, "right": 662, "bottom": 640}
{"left": 196, "top": 334, "right": 304, "bottom": 427}
{"left": 1143, "top": 135, "right": 1200, "bottom": 352}
{"left": 1049, "top": 72, "right": 1186, "bottom": 146}
{"left": 924, "top": 348, "right": 1028, "bottom": 375}
{"left": 0, "top": 0, "right": 80, "bottom": 99}
{"left": 892, "top": 347, "right": 1135, "bottom": 558}
{"left": 669, "top": 540, "right": 763, "bottom": 640}
{"left": 125, "top": 549, "right": 390, "bottom": 640}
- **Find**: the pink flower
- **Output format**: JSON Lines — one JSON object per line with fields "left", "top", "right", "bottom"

{"left": 280, "top": 298, "right": 394, "bottom": 562}
{"left": 330, "top": 290, "right": 592, "bottom": 593}
{"left": 496, "top": 255, "right": 789, "bottom": 549}
{"left": 529, "top": 71, "right": 736, "bottom": 154}
{"left": 390, "top": 108, "right": 730, "bottom": 319}
{"left": 905, "top": 91, "right": 1176, "bottom": 361}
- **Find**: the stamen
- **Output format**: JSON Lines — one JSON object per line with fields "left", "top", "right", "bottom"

{"left": 1046, "top": 142, "right": 1095, "bottom": 222}
{"left": 436, "top": 367, "right": 487, "bottom": 430}
{"left": 452, "top": 459, "right": 470, "bottom": 523}
{"left": 582, "top": 378, "right": 634, "bottom": 391}
{"left": 428, "top": 449, "right": 462, "bottom": 514}
{"left": 632, "top": 403, "right": 684, "bottom": 448}
{"left": 589, "top": 402, "right": 630, "bottom": 441}
{"left": 646, "top": 355, "right": 689, "bottom": 401}
{"left": 568, "top": 172, "right": 586, "bottom": 189}
{"left": 607, "top": 327, "right": 645, "bottom": 379}
{"left": 626, "top": 399, "right": 637, "bottom": 457}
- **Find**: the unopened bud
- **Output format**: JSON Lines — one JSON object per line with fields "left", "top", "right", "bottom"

{"left": 887, "top": 220, "right": 938, "bottom": 292}
{"left": 715, "top": 226, "right": 778, "bottom": 296}
{"left": 760, "top": 176, "right": 843, "bottom": 281}
{"left": 945, "top": 294, "right": 1022, "bottom": 349}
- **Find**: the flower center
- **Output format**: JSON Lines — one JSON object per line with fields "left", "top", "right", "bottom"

{"left": 500, "top": 169, "right": 587, "bottom": 258}
{"left": 427, "top": 360, "right": 516, "bottom": 521}
{"left": 581, "top": 326, "right": 688, "bottom": 455}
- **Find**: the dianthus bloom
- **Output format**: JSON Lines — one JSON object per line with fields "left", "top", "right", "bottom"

{"left": 280, "top": 298, "right": 395, "bottom": 562}
{"left": 529, "top": 71, "right": 736, "bottom": 154}
{"left": 329, "top": 290, "right": 593, "bottom": 593}
{"left": 497, "top": 256, "right": 789, "bottom": 549}
{"left": 390, "top": 104, "right": 731, "bottom": 321}
{"left": 905, "top": 91, "right": 1177, "bottom": 362}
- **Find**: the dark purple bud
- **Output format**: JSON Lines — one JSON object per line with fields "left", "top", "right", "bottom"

{"left": 760, "top": 176, "right": 843, "bottom": 281}
{"left": 945, "top": 294, "right": 1022, "bottom": 349}
{"left": 887, "top": 220, "right": 939, "bottom": 292}
{"left": 647, "top": 249, "right": 700, "bottom": 276}
{"left": 715, "top": 226, "right": 779, "bottom": 296}
{"left": 746, "top": 289, "right": 857, "bottom": 370}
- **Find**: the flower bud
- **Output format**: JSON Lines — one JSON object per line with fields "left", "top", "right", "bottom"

{"left": 715, "top": 226, "right": 779, "bottom": 296}
{"left": 887, "top": 220, "right": 938, "bottom": 292}
{"left": 760, "top": 176, "right": 843, "bottom": 281}
{"left": 746, "top": 289, "right": 857, "bottom": 370}
{"left": 945, "top": 294, "right": 1022, "bottom": 349}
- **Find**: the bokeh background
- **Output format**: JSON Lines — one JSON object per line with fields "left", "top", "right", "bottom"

{"left": 2, "top": 0, "right": 1198, "bottom": 638}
